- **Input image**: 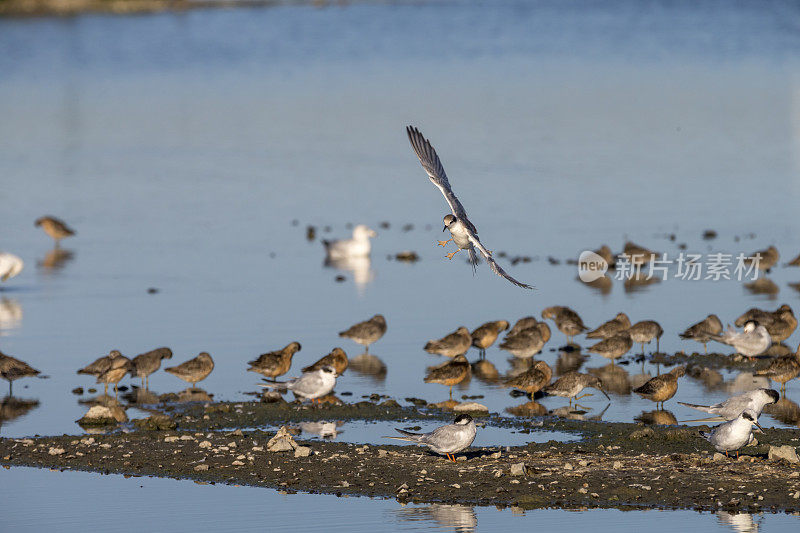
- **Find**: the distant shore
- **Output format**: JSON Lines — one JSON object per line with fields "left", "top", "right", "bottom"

{"left": 0, "top": 0, "right": 317, "bottom": 18}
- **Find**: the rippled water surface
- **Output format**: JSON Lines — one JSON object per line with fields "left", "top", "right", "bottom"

{"left": 1, "top": 0, "right": 800, "bottom": 441}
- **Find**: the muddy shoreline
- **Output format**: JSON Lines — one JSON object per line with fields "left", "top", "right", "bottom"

{"left": 2, "top": 400, "right": 800, "bottom": 513}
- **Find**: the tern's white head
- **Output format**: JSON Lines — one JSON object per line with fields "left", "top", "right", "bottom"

{"left": 442, "top": 214, "right": 457, "bottom": 232}
{"left": 743, "top": 320, "right": 757, "bottom": 334}
{"left": 319, "top": 365, "right": 338, "bottom": 378}
{"left": 353, "top": 225, "right": 377, "bottom": 240}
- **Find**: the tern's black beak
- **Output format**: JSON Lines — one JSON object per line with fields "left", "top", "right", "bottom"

{"left": 599, "top": 387, "right": 610, "bottom": 401}
{"left": 753, "top": 420, "right": 765, "bottom": 433}
{"left": 442, "top": 225, "right": 447, "bottom": 232}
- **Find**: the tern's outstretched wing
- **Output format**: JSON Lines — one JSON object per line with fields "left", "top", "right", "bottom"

{"left": 406, "top": 126, "right": 477, "bottom": 234}
{"left": 467, "top": 231, "right": 534, "bottom": 289}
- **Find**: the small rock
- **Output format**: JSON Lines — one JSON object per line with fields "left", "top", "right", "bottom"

{"left": 194, "top": 464, "right": 209, "bottom": 471}
{"left": 563, "top": 462, "right": 573, "bottom": 471}
{"left": 252, "top": 446, "right": 263, "bottom": 452}
{"left": 76, "top": 405, "right": 127, "bottom": 427}
{"left": 768, "top": 445, "right": 799, "bottom": 464}
{"left": 490, "top": 451, "right": 502, "bottom": 459}
{"left": 133, "top": 414, "right": 176, "bottom": 431}
{"left": 267, "top": 426, "right": 298, "bottom": 452}
{"left": 261, "top": 390, "right": 284, "bottom": 403}
{"left": 232, "top": 460, "right": 244, "bottom": 466}
{"left": 612, "top": 461, "right": 623, "bottom": 470}
{"left": 578, "top": 487, "right": 588, "bottom": 494}
{"left": 294, "top": 446, "right": 312, "bottom": 458}
{"left": 48, "top": 447, "right": 65, "bottom": 455}
{"left": 164, "top": 436, "right": 180, "bottom": 443}
{"left": 793, "top": 491, "right": 799, "bottom": 499}
{"left": 510, "top": 462, "right": 527, "bottom": 476}
{"left": 630, "top": 427, "right": 655, "bottom": 439}
{"left": 450, "top": 483, "right": 461, "bottom": 489}
{"left": 713, "top": 453, "right": 727, "bottom": 462}
{"left": 199, "top": 441, "right": 212, "bottom": 448}
{"left": 453, "top": 402, "right": 489, "bottom": 413}
{"left": 378, "top": 450, "right": 389, "bottom": 458}
{"left": 71, "top": 387, "right": 84, "bottom": 395}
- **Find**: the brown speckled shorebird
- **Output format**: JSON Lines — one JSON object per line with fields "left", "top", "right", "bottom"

{"left": 165, "top": 352, "right": 214, "bottom": 388}
{"left": 34, "top": 216, "right": 75, "bottom": 247}
{"left": 131, "top": 347, "right": 173, "bottom": 389}
{"left": 470, "top": 320, "right": 509, "bottom": 358}
{"left": 541, "top": 306, "right": 587, "bottom": 343}
{"left": 338, "top": 314, "right": 387, "bottom": 353}
{"left": 77, "top": 350, "right": 120, "bottom": 380}
{"left": 679, "top": 314, "right": 723, "bottom": 354}
{"left": 623, "top": 241, "right": 657, "bottom": 265}
{"left": 503, "top": 360, "right": 552, "bottom": 397}
{"left": 628, "top": 320, "right": 664, "bottom": 353}
{"left": 302, "top": 347, "right": 349, "bottom": 375}
{"left": 736, "top": 305, "right": 797, "bottom": 342}
{"left": 0, "top": 396, "right": 40, "bottom": 425}
{"left": 506, "top": 316, "right": 539, "bottom": 338}
{"left": 96, "top": 354, "right": 132, "bottom": 397}
{"left": 633, "top": 366, "right": 685, "bottom": 410}
{"left": 424, "top": 327, "right": 471, "bottom": 357}
{"left": 424, "top": 354, "right": 471, "bottom": 400}
{"left": 587, "top": 331, "right": 632, "bottom": 363}
{"left": 587, "top": 313, "right": 631, "bottom": 340}
{"left": 755, "top": 345, "right": 800, "bottom": 395}
{"left": 543, "top": 371, "right": 609, "bottom": 405}
{"left": 0, "top": 351, "right": 40, "bottom": 394}
{"left": 498, "top": 325, "right": 547, "bottom": 359}
{"left": 745, "top": 245, "right": 779, "bottom": 272}
{"left": 247, "top": 342, "right": 301, "bottom": 381}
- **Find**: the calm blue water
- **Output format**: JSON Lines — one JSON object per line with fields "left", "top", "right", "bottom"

{"left": 2, "top": 467, "right": 798, "bottom": 532}
{"left": 0, "top": 0, "right": 799, "bottom": 439}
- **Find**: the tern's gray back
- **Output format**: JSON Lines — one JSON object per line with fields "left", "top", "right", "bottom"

{"left": 421, "top": 422, "right": 476, "bottom": 454}
{"left": 289, "top": 372, "right": 324, "bottom": 397}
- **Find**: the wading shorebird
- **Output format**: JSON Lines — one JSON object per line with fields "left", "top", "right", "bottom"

{"left": 338, "top": 314, "right": 387, "bottom": 353}
{"left": 699, "top": 410, "right": 764, "bottom": 459}
{"left": 735, "top": 305, "right": 796, "bottom": 342}
{"left": 131, "top": 347, "right": 173, "bottom": 389}
{"left": 470, "top": 320, "right": 509, "bottom": 358}
{"left": 587, "top": 331, "right": 633, "bottom": 363}
{"left": 0, "top": 351, "right": 40, "bottom": 394}
{"left": 506, "top": 316, "right": 539, "bottom": 338}
{"left": 96, "top": 354, "right": 132, "bottom": 397}
{"left": 678, "top": 388, "right": 779, "bottom": 422}
{"left": 322, "top": 225, "right": 377, "bottom": 260}
{"left": 424, "top": 327, "right": 472, "bottom": 358}
{"left": 424, "top": 354, "right": 470, "bottom": 400}
{"left": 260, "top": 365, "right": 338, "bottom": 403}
{"left": 632, "top": 366, "right": 685, "bottom": 410}
{"left": 745, "top": 245, "right": 779, "bottom": 272}
{"left": 503, "top": 360, "right": 552, "bottom": 397}
{"left": 586, "top": 313, "right": 631, "bottom": 340}
{"left": 543, "top": 371, "right": 609, "bottom": 405}
{"left": 406, "top": 126, "right": 532, "bottom": 289}
{"left": 711, "top": 321, "right": 771, "bottom": 360}
{"left": 302, "top": 347, "right": 349, "bottom": 375}
{"left": 165, "top": 352, "right": 214, "bottom": 387}
{"left": 627, "top": 320, "right": 664, "bottom": 353}
{"left": 498, "top": 325, "right": 548, "bottom": 359}
{"left": 247, "top": 342, "right": 301, "bottom": 381}
{"left": 385, "top": 414, "right": 477, "bottom": 462}
{"left": 755, "top": 346, "right": 800, "bottom": 395}
{"left": 0, "top": 252, "right": 24, "bottom": 283}
{"left": 622, "top": 241, "right": 657, "bottom": 265}
{"left": 679, "top": 314, "right": 723, "bottom": 354}
{"left": 34, "top": 216, "right": 75, "bottom": 247}
{"left": 541, "top": 306, "right": 587, "bottom": 343}
{"left": 77, "top": 350, "right": 122, "bottom": 391}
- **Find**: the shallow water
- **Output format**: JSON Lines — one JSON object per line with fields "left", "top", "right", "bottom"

{"left": 1, "top": 0, "right": 800, "bottom": 443}
{"left": 1, "top": 467, "right": 798, "bottom": 532}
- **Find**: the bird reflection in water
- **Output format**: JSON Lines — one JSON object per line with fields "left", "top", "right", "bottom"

{"left": 121, "top": 386, "right": 161, "bottom": 406}
{"left": 505, "top": 400, "right": 547, "bottom": 418}
{"left": 38, "top": 247, "right": 74, "bottom": 273}
{"left": 324, "top": 256, "right": 374, "bottom": 296}
{"left": 296, "top": 421, "right": 343, "bottom": 439}
{"left": 0, "top": 395, "right": 39, "bottom": 432}
{"left": 578, "top": 274, "right": 612, "bottom": 295}
{"left": 717, "top": 511, "right": 762, "bottom": 533}
{"left": 471, "top": 359, "right": 500, "bottom": 384}
{"left": 762, "top": 397, "right": 800, "bottom": 427}
{"left": 395, "top": 503, "right": 477, "bottom": 533}
{"left": 588, "top": 363, "right": 631, "bottom": 395}
{"left": 555, "top": 349, "right": 586, "bottom": 376}
{"left": 0, "top": 298, "right": 22, "bottom": 334}
{"left": 347, "top": 353, "right": 387, "bottom": 383}
{"left": 635, "top": 409, "right": 677, "bottom": 426}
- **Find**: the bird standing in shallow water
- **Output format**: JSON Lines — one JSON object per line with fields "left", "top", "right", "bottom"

{"left": 338, "top": 314, "right": 387, "bottom": 353}
{"left": 632, "top": 366, "right": 685, "bottom": 410}
{"left": 470, "top": 320, "right": 509, "bottom": 358}
{"left": 424, "top": 327, "right": 472, "bottom": 358}
{"left": 0, "top": 351, "right": 40, "bottom": 395}
{"left": 165, "top": 352, "right": 214, "bottom": 388}
{"left": 755, "top": 346, "right": 800, "bottom": 395}
{"left": 587, "top": 331, "right": 633, "bottom": 363}
{"left": 259, "top": 365, "right": 338, "bottom": 403}
{"left": 96, "top": 354, "right": 132, "bottom": 397}
{"left": 424, "top": 354, "right": 471, "bottom": 400}
{"left": 541, "top": 306, "right": 587, "bottom": 344}
{"left": 679, "top": 314, "right": 723, "bottom": 354}
{"left": 0, "top": 253, "right": 24, "bottom": 283}
{"left": 35, "top": 216, "right": 75, "bottom": 247}
{"left": 503, "top": 360, "right": 552, "bottom": 397}
{"left": 302, "top": 347, "right": 349, "bottom": 375}
{"left": 248, "top": 342, "right": 301, "bottom": 381}
{"left": 543, "top": 371, "right": 609, "bottom": 405}
{"left": 406, "top": 126, "right": 532, "bottom": 289}
{"left": 711, "top": 320, "right": 771, "bottom": 360}
{"left": 627, "top": 320, "right": 664, "bottom": 354}
{"left": 586, "top": 313, "right": 631, "bottom": 340}
{"left": 131, "top": 347, "right": 173, "bottom": 389}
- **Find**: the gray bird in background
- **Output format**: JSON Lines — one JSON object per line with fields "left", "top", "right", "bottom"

{"left": 679, "top": 388, "right": 779, "bottom": 423}
{"left": 260, "top": 365, "right": 338, "bottom": 402}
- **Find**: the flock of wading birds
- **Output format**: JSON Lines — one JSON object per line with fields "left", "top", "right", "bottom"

{"left": 2, "top": 215, "right": 800, "bottom": 459}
